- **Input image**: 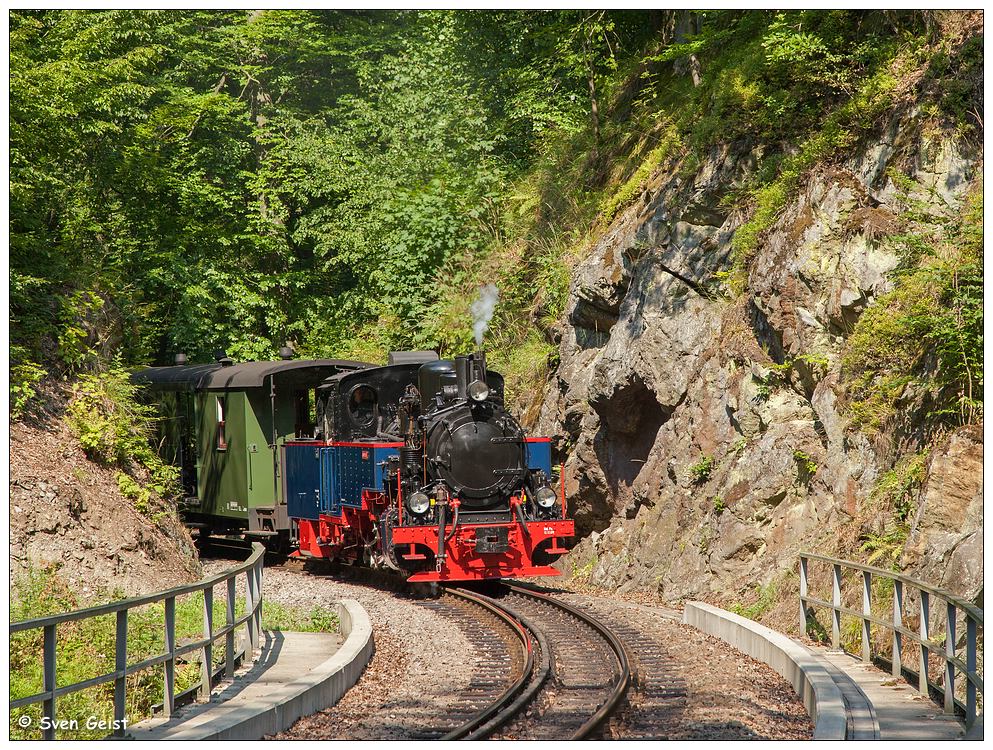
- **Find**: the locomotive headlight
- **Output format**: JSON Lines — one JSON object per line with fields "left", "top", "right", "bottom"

{"left": 468, "top": 380, "right": 489, "bottom": 402}
{"left": 535, "top": 486, "right": 557, "bottom": 508}
{"left": 406, "top": 491, "right": 430, "bottom": 515}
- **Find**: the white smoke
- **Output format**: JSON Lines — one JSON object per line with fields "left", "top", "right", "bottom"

{"left": 470, "top": 283, "right": 499, "bottom": 347}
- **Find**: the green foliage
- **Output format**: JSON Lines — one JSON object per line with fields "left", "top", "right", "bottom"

{"left": 571, "top": 557, "right": 597, "bottom": 584}
{"left": 793, "top": 450, "right": 818, "bottom": 482}
{"left": 729, "top": 63, "right": 899, "bottom": 289}
{"left": 260, "top": 600, "right": 339, "bottom": 633}
{"left": 66, "top": 365, "right": 179, "bottom": 514}
{"left": 870, "top": 450, "right": 929, "bottom": 522}
{"left": 753, "top": 361, "right": 792, "bottom": 401}
{"left": 860, "top": 523, "right": 909, "bottom": 567}
{"left": 9, "top": 10, "right": 661, "bottom": 401}
{"left": 689, "top": 455, "right": 714, "bottom": 484}
{"left": 926, "top": 34, "right": 983, "bottom": 133}
{"left": 10, "top": 564, "right": 336, "bottom": 739}
{"left": 731, "top": 578, "right": 780, "bottom": 621}
{"left": 8, "top": 10, "right": 961, "bottom": 417}
{"left": 842, "top": 182, "right": 983, "bottom": 432}
{"left": 116, "top": 471, "right": 152, "bottom": 515}
{"left": 712, "top": 495, "right": 726, "bottom": 515}
{"left": 599, "top": 123, "right": 681, "bottom": 222}
{"left": 10, "top": 354, "right": 46, "bottom": 421}
{"left": 761, "top": 11, "right": 884, "bottom": 97}
{"left": 840, "top": 613, "right": 865, "bottom": 655}
{"left": 57, "top": 291, "right": 105, "bottom": 370}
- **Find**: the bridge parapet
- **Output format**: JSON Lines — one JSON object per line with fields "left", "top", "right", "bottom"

{"left": 799, "top": 552, "right": 983, "bottom": 729}
{"left": 10, "top": 543, "right": 266, "bottom": 739}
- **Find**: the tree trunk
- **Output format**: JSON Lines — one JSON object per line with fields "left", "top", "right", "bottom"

{"left": 673, "top": 10, "right": 702, "bottom": 87}
{"left": 581, "top": 32, "right": 601, "bottom": 147}
{"left": 587, "top": 65, "right": 600, "bottom": 145}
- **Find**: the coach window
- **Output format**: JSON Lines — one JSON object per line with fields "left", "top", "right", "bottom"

{"left": 347, "top": 384, "right": 377, "bottom": 428}
{"left": 216, "top": 395, "right": 228, "bottom": 450}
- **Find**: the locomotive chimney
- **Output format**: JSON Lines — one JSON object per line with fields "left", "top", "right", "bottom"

{"left": 473, "top": 349, "right": 487, "bottom": 385}
{"left": 278, "top": 344, "right": 294, "bottom": 360}
{"left": 174, "top": 352, "right": 188, "bottom": 366}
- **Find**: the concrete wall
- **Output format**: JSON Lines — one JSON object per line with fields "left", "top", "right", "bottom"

{"left": 683, "top": 601, "right": 846, "bottom": 740}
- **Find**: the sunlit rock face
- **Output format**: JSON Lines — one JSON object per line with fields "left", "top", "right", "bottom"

{"left": 538, "top": 111, "right": 981, "bottom": 604}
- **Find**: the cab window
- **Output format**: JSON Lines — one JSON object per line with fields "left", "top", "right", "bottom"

{"left": 347, "top": 385, "right": 377, "bottom": 428}
{"left": 294, "top": 389, "right": 316, "bottom": 438}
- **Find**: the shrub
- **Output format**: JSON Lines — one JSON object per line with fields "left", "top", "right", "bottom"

{"left": 792, "top": 450, "right": 818, "bottom": 482}
{"left": 870, "top": 449, "right": 929, "bottom": 521}
{"left": 10, "top": 356, "right": 46, "bottom": 421}
{"left": 728, "top": 55, "right": 901, "bottom": 291}
{"left": 841, "top": 182, "right": 983, "bottom": 431}
{"left": 689, "top": 455, "right": 715, "bottom": 484}
{"left": 859, "top": 523, "right": 909, "bottom": 568}
{"left": 731, "top": 577, "right": 780, "bottom": 621}
{"left": 66, "top": 365, "right": 179, "bottom": 514}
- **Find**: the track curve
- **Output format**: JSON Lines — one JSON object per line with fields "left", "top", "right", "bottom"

{"left": 443, "top": 583, "right": 631, "bottom": 741}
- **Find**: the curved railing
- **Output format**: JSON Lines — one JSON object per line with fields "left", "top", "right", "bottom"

{"left": 10, "top": 543, "right": 265, "bottom": 739}
{"left": 799, "top": 552, "right": 983, "bottom": 728}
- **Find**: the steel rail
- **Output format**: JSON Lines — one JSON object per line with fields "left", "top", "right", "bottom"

{"left": 504, "top": 583, "right": 631, "bottom": 740}
{"left": 446, "top": 589, "right": 553, "bottom": 740}
{"left": 439, "top": 587, "right": 536, "bottom": 740}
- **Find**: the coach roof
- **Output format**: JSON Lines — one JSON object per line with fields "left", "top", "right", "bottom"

{"left": 131, "top": 359, "right": 372, "bottom": 391}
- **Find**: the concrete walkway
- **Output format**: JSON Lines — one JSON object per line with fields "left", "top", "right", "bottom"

{"left": 130, "top": 630, "right": 342, "bottom": 740}
{"left": 806, "top": 645, "right": 966, "bottom": 741}
{"left": 684, "top": 602, "right": 974, "bottom": 741}
{"left": 129, "top": 598, "right": 373, "bottom": 740}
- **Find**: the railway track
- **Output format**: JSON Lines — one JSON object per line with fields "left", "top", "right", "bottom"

{"left": 438, "top": 583, "right": 631, "bottom": 741}
{"left": 218, "top": 544, "right": 633, "bottom": 740}
{"left": 410, "top": 588, "right": 534, "bottom": 739}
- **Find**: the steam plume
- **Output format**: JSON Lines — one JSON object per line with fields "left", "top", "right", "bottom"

{"left": 470, "top": 283, "right": 499, "bottom": 347}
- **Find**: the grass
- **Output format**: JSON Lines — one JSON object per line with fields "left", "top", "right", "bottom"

{"left": 730, "top": 578, "right": 781, "bottom": 621}
{"left": 727, "top": 52, "right": 904, "bottom": 291}
{"left": 598, "top": 121, "right": 682, "bottom": 224}
{"left": 9, "top": 565, "right": 337, "bottom": 740}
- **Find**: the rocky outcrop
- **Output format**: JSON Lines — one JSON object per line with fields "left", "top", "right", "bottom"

{"left": 903, "top": 424, "right": 983, "bottom": 601}
{"left": 540, "top": 110, "right": 982, "bottom": 604}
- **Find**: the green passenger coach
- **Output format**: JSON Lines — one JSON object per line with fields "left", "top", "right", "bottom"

{"left": 132, "top": 355, "right": 369, "bottom": 546}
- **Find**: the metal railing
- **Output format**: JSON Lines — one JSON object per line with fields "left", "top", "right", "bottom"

{"left": 10, "top": 543, "right": 265, "bottom": 740}
{"left": 799, "top": 552, "right": 983, "bottom": 727}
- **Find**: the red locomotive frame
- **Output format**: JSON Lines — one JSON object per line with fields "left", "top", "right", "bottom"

{"left": 291, "top": 439, "right": 575, "bottom": 582}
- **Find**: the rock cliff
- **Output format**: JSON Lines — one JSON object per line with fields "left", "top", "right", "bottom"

{"left": 539, "top": 106, "right": 982, "bottom": 608}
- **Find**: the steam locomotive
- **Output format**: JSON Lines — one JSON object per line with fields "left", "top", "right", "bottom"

{"left": 133, "top": 349, "right": 574, "bottom": 582}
